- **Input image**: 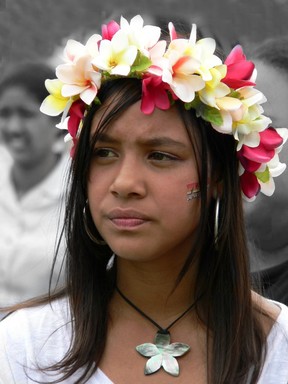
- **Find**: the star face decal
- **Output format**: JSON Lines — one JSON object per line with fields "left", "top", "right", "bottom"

{"left": 136, "top": 331, "right": 190, "bottom": 376}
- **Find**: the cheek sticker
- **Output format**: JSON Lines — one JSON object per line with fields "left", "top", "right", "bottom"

{"left": 186, "top": 182, "right": 200, "bottom": 201}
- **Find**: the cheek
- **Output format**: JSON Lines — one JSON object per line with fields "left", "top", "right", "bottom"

{"left": 159, "top": 182, "right": 201, "bottom": 221}
{"left": 87, "top": 177, "right": 108, "bottom": 216}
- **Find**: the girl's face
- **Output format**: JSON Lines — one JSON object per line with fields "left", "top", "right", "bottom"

{"left": 0, "top": 86, "right": 56, "bottom": 167}
{"left": 87, "top": 101, "right": 201, "bottom": 266}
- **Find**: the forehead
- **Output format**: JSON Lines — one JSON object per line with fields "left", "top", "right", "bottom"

{"left": 0, "top": 86, "right": 40, "bottom": 108}
{"left": 91, "top": 101, "right": 193, "bottom": 143}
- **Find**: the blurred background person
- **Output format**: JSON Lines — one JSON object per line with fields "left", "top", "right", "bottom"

{"left": 0, "top": 141, "right": 12, "bottom": 183}
{"left": 0, "top": 62, "right": 67, "bottom": 318}
{"left": 244, "top": 36, "right": 288, "bottom": 305}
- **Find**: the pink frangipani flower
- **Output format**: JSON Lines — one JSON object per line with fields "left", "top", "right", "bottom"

{"left": 101, "top": 20, "right": 120, "bottom": 40}
{"left": 240, "top": 171, "right": 260, "bottom": 199}
{"left": 240, "top": 128, "right": 283, "bottom": 164}
{"left": 222, "top": 45, "right": 255, "bottom": 89}
{"left": 67, "top": 99, "right": 86, "bottom": 139}
{"left": 168, "top": 22, "right": 178, "bottom": 41}
{"left": 238, "top": 127, "right": 284, "bottom": 199}
{"left": 57, "top": 55, "right": 101, "bottom": 105}
{"left": 66, "top": 99, "right": 86, "bottom": 157}
{"left": 141, "top": 74, "right": 172, "bottom": 114}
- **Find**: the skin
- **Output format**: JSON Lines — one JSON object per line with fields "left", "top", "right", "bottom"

{"left": 0, "top": 86, "right": 59, "bottom": 196}
{"left": 88, "top": 101, "right": 201, "bottom": 270}
{"left": 244, "top": 61, "right": 288, "bottom": 271}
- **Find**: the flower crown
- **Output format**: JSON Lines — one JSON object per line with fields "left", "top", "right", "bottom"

{"left": 40, "top": 15, "right": 287, "bottom": 201}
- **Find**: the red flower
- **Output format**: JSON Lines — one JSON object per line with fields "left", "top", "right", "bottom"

{"left": 237, "top": 154, "right": 261, "bottom": 173}
{"left": 222, "top": 45, "right": 255, "bottom": 89}
{"left": 168, "top": 22, "right": 178, "bottom": 41}
{"left": 239, "top": 127, "right": 283, "bottom": 165}
{"left": 259, "top": 126, "right": 284, "bottom": 150}
{"left": 67, "top": 100, "right": 86, "bottom": 157}
{"left": 240, "top": 171, "right": 260, "bottom": 199}
{"left": 67, "top": 100, "right": 86, "bottom": 139}
{"left": 101, "top": 20, "right": 120, "bottom": 40}
{"left": 238, "top": 127, "right": 284, "bottom": 198}
{"left": 141, "top": 74, "right": 172, "bottom": 114}
{"left": 70, "top": 138, "right": 78, "bottom": 158}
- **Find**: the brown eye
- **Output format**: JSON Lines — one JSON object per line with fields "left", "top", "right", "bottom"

{"left": 148, "top": 152, "right": 178, "bottom": 161}
{"left": 93, "top": 148, "right": 116, "bottom": 158}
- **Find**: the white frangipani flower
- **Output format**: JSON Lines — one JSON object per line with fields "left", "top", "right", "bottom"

{"left": 92, "top": 29, "right": 138, "bottom": 76}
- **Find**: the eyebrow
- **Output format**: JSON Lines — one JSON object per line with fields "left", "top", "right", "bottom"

{"left": 95, "top": 132, "right": 118, "bottom": 144}
{"left": 96, "top": 133, "right": 188, "bottom": 149}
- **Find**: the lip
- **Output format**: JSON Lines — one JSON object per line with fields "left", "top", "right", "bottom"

{"left": 6, "top": 137, "right": 27, "bottom": 149}
{"left": 107, "top": 209, "right": 151, "bottom": 229}
{"left": 4, "top": 134, "right": 29, "bottom": 150}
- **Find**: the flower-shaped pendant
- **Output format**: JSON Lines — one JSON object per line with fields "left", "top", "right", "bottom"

{"left": 136, "top": 331, "right": 190, "bottom": 376}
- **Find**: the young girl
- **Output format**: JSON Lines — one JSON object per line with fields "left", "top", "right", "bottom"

{"left": 0, "top": 15, "right": 287, "bottom": 384}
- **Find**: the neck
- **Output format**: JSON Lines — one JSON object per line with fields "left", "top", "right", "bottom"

{"left": 11, "top": 152, "right": 58, "bottom": 198}
{"left": 115, "top": 256, "right": 198, "bottom": 324}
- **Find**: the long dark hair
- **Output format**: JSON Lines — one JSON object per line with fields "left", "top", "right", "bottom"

{"left": 3, "top": 78, "right": 268, "bottom": 383}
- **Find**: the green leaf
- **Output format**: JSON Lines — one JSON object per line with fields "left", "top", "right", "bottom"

{"left": 185, "top": 98, "right": 223, "bottom": 126}
{"left": 255, "top": 166, "right": 270, "bottom": 183}
{"left": 130, "top": 52, "right": 151, "bottom": 73}
{"left": 229, "top": 90, "right": 241, "bottom": 99}
{"left": 200, "top": 105, "right": 223, "bottom": 126}
{"left": 93, "top": 97, "right": 101, "bottom": 106}
{"left": 184, "top": 95, "right": 200, "bottom": 111}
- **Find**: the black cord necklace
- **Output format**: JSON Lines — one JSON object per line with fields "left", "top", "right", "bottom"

{"left": 116, "top": 286, "right": 201, "bottom": 377}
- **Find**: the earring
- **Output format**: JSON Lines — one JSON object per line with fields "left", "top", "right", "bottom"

{"left": 214, "top": 197, "right": 220, "bottom": 247}
{"left": 83, "top": 200, "right": 106, "bottom": 245}
{"left": 186, "top": 182, "right": 201, "bottom": 201}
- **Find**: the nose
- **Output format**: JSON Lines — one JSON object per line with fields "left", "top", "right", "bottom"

{"left": 109, "top": 156, "right": 147, "bottom": 199}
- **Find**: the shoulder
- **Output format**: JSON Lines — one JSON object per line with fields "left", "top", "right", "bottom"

{"left": 0, "top": 296, "right": 71, "bottom": 341}
{"left": 0, "top": 297, "right": 72, "bottom": 381}
{"left": 252, "top": 292, "right": 288, "bottom": 337}
{"left": 253, "top": 294, "right": 288, "bottom": 383}
{"left": 0, "top": 297, "right": 109, "bottom": 383}
{"left": 261, "top": 303, "right": 288, "bottom": 383}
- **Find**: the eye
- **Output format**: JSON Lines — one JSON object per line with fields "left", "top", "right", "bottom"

{"left": 20, "top": 110, "right": 36, "bottom": 118}
{"left": 148, "top": 151, "right": 178, "bottom": 161}
{"left": 0, "top": 108, "right": 36, "bottom": 119}
{"left": 0, "top": 108, "right": 11, "bottom": 118}
{"left": 93, "top": 148, "right": 117, "bottom": 158}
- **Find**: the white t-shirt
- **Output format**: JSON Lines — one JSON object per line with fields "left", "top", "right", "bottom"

{"left": 0, "top": 154, "right": 68, "bottom": 314}
{"left": 0, "top": 297, "right": 287, "bottom": 384}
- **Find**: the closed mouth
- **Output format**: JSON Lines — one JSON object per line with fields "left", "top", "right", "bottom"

{"left": 107, "top": 209, "right": 151, "bottom": 228}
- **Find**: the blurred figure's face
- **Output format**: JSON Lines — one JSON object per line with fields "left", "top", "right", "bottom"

{"left": 244, "top": 60, "right": 288, "bottom": 253}
{"left": 0, "top": 86, "right": 56, "bottom": 168}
